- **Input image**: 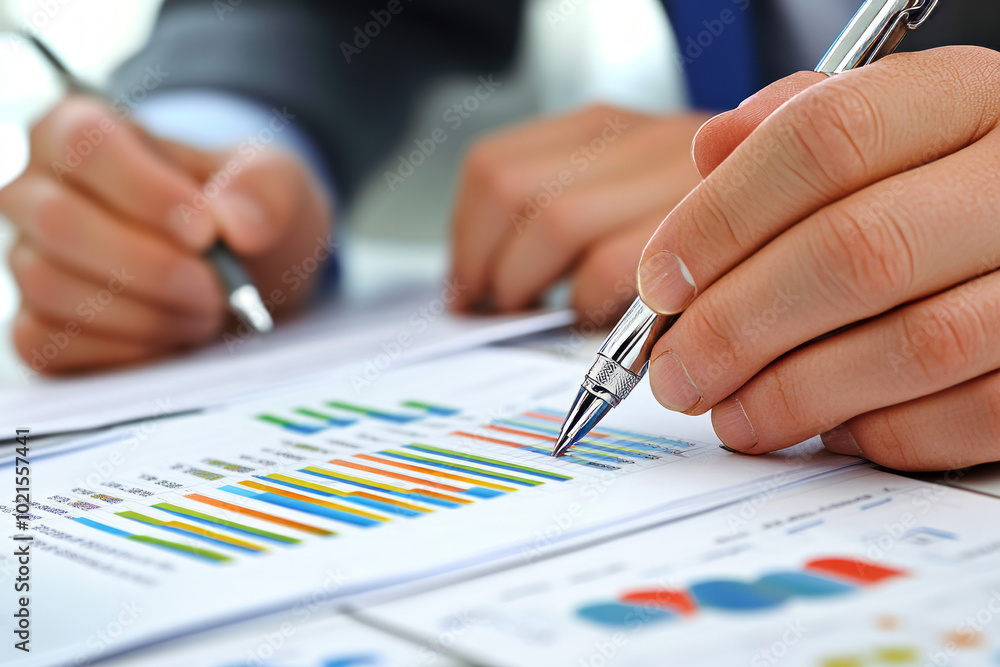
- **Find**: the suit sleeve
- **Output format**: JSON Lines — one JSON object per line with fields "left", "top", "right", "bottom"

{"left": 110, "top": 0, "right": 524, "bottom": 205}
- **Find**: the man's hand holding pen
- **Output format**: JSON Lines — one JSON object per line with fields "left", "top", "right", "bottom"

{"left": 0, "top": 96, "right": 332, "bottom": 373}
{"left": 639, "top": 47, "right": 1000, "bottom": 471}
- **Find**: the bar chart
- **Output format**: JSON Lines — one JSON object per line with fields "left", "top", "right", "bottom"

{"left": 58, "top": 395, "right": 695, "bottom": 567}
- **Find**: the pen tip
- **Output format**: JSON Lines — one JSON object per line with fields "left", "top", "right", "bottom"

{"left": 229, "top": 285, "right": 274, "bottom": 336}
{"left": 550, "top": 386, "right": 615, "bottom": 457}
{"left": 551, "top": 432, "right": 573, "bottom": 458}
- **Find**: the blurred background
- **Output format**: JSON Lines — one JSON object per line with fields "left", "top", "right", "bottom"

{"left": 0, "top": 0, "right": 686, "bottom": 381}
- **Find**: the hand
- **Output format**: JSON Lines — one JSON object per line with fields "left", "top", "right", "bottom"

{"left": 638, "top": 47, "right": 1000, "bottom": 471}
{"left": 0, "top": 96, "right": 332, "bottom": 374}
{"left": 449, "top": 105, "right": 708, "bottom": 322}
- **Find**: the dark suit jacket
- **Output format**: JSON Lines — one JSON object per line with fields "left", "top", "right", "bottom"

{"left": 112, "top": 0, "right": 999, "bottom": 205}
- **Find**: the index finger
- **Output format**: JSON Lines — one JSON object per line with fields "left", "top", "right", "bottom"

{"left": 637, "top": 47, "right": 1000, "bottom": 316}
{"left": 29, "top": 96, "right": 216, "bottom": 250}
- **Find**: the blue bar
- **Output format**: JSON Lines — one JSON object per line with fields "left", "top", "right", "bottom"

{"left": 74, "top": 517, "right": 131, "bottom": 538}
{"left": 144, "top": 523, "right": 261, "bottom": 554}
{"left": 500, "top": 417, "right": 665, "bottom": 454}
{"left": 154, "top": 506, "right": 298, "bottom": 544}
{"left": 218, "top": 485, "right": 381, "bottom": 528}
{"left": 297, "top": 469, "right": 461, "bottom": 509}
{"left": 528, "top": 409, "right": 693, "bottom": 449}
{"left": 860, "top": 498, "right": 892, "bottom": 510}
{"left": 403, "top": 444, "right": 570, "bottom": 482}
{"left": 377, "top": 452, "right": 539, "bottom": 487}
{"left": 461, "top": 487, "right": 504, "bottom": 499}
{"left": 787, "top": 519, "right": 824, "bottom": 535}
{"left": 259, "top": 475, "right": 425, "bottom": 518}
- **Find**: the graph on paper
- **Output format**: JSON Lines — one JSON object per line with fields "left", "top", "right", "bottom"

{"left": 575, "top": 556, "right": 907, "bottom": 627}
{"left": 35, "top": 395, "right": 696, "bottom": 567}
{"left": 9, "top": 347, "right": 865, "bottom": 665}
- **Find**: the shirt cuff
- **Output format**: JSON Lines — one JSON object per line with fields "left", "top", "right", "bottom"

{"left": 131, "top": 88, "right": 335, "bottom": 198}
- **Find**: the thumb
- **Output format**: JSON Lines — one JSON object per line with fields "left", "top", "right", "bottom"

{"left": 144, "top": 133, "right": 272, "bottom": 254}
{"left": 692, "top": 71, "right": 828, "bottom": 178}
{"left": 210, "top": 150, "right": 307, "bottom": 258}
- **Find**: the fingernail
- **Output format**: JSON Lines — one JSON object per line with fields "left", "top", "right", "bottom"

{"left": 172, "top": 260, "right": 220, "bottom": 314}
{"left": 650, "top": 352, "right": 702, "bottom": 412}
{"left": 213, "top": 193, "right": 267, "bottom": 239}
{"left": 638, "top": 252, "right": 697, "bottom": 315}
{"left": 821, "top": 425, "right": 864, "bottom": 457}
{"left": 712, "top": 397, "right": 758, "bottom": 451}
{"left": 168, "top": 204, "right": 214, "bottom": 249}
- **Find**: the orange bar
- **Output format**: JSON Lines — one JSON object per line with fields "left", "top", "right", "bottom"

{"left": 239, "top": 481, "right": 389, "bottom": 522}
{"left": 522, "top": 412, "right": 614, "bottom": 438}
{"left": 186, "top": 493, "right": 334, "bottom": 536}
{"left": 411, "top": 488, "right": 473, "bottom": 505}
{"left": 485, "top": 425, "right": 556, "bottom": 442}
{"left": 330, "top": 459, "right": 467, "bottom": 493}
{"left": 453, "top": 431, "right": 529, "bottom": 448}
{"left": 355, "top": 454, "right": 517, "bottom": 492}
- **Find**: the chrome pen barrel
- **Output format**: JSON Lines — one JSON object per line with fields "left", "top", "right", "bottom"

{"left": 816, "top": 0, "right": 937, "bottom": 75}
{"left": 584, "top": 298, "right": 678, "bottom": 406}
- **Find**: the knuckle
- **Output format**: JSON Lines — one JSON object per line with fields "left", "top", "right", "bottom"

{"left": 695, "top": 186, "right": 755, "bottom": 258}
{"left": 682, "top": 302, "right": 742, "bottom": 394}
{"left": 899, "top": 302, "right": 990, "bottom": 385}
{"left": 810, "top": 208, "right": 917, "bottom": 311}
{"left": 782, "top": 84, "right": 882, "bottom": 192}
{"left": 33, "top": 186, "right": 75, "bottom": 249}
{"left": 579, "top": 238, "right": 639, "bottom": 295}
{"left": 461, "top": 140, "right": 501, "bottom": 189}
{"left": 980, "top": 373, "right": 1000, "bottom": 442}
{"left": 11, "top": 311, "right": 39, "bottom": 365}
{"left": 753, "top": 364, "right": 815, "bottom": 433}
{"left": 0, "top": 174, "right": 27, "bottom": 214}
{"left": 12, "top": 310, "right": 66, "bottom": 374}
{"left": 536, "top": 198, "right": 579, "bottom": 247}
{"left": 10, "top": 250, "right": 57, "bottom": 306}
{"left": 851, "top": 412, "right": 921, "bottom": 471}
{"left": 581, "top": 103, "right": 618, "bottom": 122}
{"left": 488, "top": 167, "right": 530, "bottom": 216}
{"left": 46, "top": 99, "right": 115, "bottom": 154}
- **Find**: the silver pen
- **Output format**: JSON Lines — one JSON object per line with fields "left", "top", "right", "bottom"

{"left": 552, "top": 0, "right": 940, "bottom": 457}
{"left": 1, "top": 15, "right": 274, "bottom": 335}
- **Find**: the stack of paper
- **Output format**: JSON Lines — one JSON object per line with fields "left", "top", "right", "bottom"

{"left": 2, "top": 346, "right": 858, "bottom": 666}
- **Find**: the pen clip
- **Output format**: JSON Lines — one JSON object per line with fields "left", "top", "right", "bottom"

{"left": 904, "top": 0, "right": 939, "bottom": 29}
{"left": 816, "top": 0, "right": 940, "bottom": 75}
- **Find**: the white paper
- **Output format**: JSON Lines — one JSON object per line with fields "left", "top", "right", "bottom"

{"left": 0, "top": 284, "right": 574, "bottom": 438}
{"left": 367, "top": 467, "right": 1000, "bottom": 666}
{"left": 97, "top": 612, "right": 465, "bottom": 667}
{"left": 0, "top": 347, "right": 856, "bottom": 666}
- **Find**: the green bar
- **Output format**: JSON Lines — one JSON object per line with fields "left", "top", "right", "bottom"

{"left": 258, "top": 414, "right": 295, "bottom": 427}
{"left": 410, "top": 443, "right": 572, "bottom": 481}
{"left": 382, "top": 449, "right": 543, "bottom": 486}
{"left": 118, "top": 510, "right": 166, "bottom": 526}
{"left": 153, "top": 503, "right": 300, "bottom": 544}
{"left": 296, "top": 408, "right": 335, "bottom": 421}
{"left": 400, "top": 401, "right": 437, "bottom": 411}
{"left": 128, "top": 535, "right": 232, "bottom": 562}
{"left": 325, "top": 401, "right": 375, "bottom": 416}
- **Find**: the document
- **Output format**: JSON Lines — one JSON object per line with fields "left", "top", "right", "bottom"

{"left": 97, "top": 613, "right": 463, "bottom": 667}
{"left": 366, "top": 467, "right": 1000, "bottom": 666}
{"left": 1, "top": 347, "right": 855, "bottom": 666}
{"left": 0, "top": 285, "right": 573, "bottom": 439}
